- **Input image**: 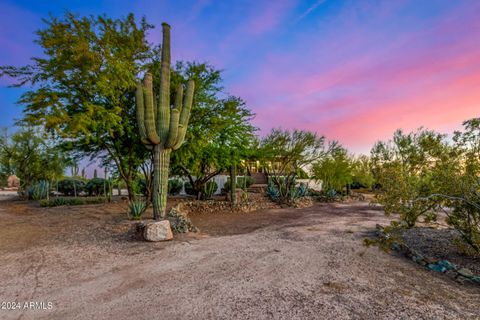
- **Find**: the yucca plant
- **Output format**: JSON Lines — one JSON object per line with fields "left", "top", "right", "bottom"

{"left": 128, "top": 199, "right": 147, "bottom": 220}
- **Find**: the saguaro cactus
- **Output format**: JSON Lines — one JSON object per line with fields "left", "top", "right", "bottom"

{"left": 135, "top": 23, "right": 195, "bottom": 220}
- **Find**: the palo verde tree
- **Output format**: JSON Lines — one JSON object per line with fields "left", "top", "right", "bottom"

{"left": 170, "top": 63, "right": 257, "bottom": 201}
{"left": 259, "top": 129, "right": 337, "bottom": 205}
{"left": 350, "top": 155, "right": 375, "bottom": 190}
{"left": 0, "top": 13, "right": 153, "bottom": 200}
{"left": 135, "top": 23, "right": 195, "bottom": 219}
{"left": 371, "top": 122, "right": 480, "bottom": 253}
{"left": 371, "top": 128, "right": 448, "bottom": 227}
{"left": 312, "top": 146, "right": 353, "bottom": 194}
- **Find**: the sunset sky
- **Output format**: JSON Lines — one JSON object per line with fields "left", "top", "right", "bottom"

{"left": 1, "top": 0, "right": 479, "bottom": 154}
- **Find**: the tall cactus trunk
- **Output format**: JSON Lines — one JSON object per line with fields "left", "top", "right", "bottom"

{"left": 152, "top": 145, "right": 171, "bottom": 220}
{"left": 230, "top": 164, "right": 236, "bottom": 207}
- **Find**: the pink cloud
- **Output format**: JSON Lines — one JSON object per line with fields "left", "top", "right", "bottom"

{"left": 229, "top": 2, "right": 480, "bottom": 154}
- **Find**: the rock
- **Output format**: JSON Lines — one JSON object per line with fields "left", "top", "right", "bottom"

{"left": 293, "top": 196, "right": 314, "bottom": 208}
{"left": 143, "top": 220, "right": 173, "bottom": 242}
{"left": 391, "top": 242, "right": 401, "bottom": 251}
{"left": 471, "top": 276, "right": 480, "bottom": 284}
{"left": 166, "top": 207, "right": 198, "bottom": 233}
{"left": 457, "top": 268, "right": 474, "bottom": 278}
{"left": 456, "top": 275, "right": 469, "bottom": 284}
{"left": 427, "top": 264, "right": 447, "bottom": 273}
{"left": 437, "top": 260, "right": 457, "bottom": 271}
{"left": 134, "top": 222, "right": 146, "bottom": 239}
{"left": 423, "top": 257, "right": 438, "bottom": 264}
{"left": 411, "top": 254, "right": 424, "bottom": 264}
{"left": 7, "top": 175, "right": 20, "bottom": 188}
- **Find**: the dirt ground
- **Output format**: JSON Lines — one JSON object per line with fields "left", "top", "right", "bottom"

{"left": 0, "top": 198, "right": 479, "bottom": 320}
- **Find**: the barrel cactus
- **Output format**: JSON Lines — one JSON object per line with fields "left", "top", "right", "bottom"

{"left": 135, "top": 23, "right": 195, "bottom": 219}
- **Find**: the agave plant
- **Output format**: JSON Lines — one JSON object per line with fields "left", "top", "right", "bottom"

{"left": 128, "top": 199, "right": 147, "bottom": 220}
{"left": 292, "top": 183, "right": 308, "bottom": 199}
{"left": 29, "top": 180, "right": 50, "bottom": 200}
{"left": 266, "top": 183, "right": 280, "bottom": 201}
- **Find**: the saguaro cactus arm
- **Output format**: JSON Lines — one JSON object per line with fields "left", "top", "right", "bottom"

{"left": 165, "top": 84, "right": 183, "bottom": 148}
{"left": 172, "top": 79, "right": 195, "bottom": 150}
{"left": 143, "top": 73, "right": 161, "bottom": 145}
{"left": 135, "top": 82, "right": 151, "bottom": 146}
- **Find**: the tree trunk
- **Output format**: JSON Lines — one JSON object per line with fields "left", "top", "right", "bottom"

{"left": 195, "top": 181, "right": 203, "bottom": 200}
{"left": 125, "top": 179, "right": 135, "bottom": 201}
{"left": 152, "top": 146, "right": 171, "bottom": 220}
{"left": 230, "top": 164, "right": 236, "bottom": 207}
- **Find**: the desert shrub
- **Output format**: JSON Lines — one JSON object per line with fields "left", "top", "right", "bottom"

{"left": 40, "top": 197, "right": 66, "bottom": 207}
{"left": 168, "top": 179, "right": 183, "bottom": 195}
{"left": 84, "top": 197, "right": 105, "bottom": 204}
{"left": 295, "top": 168, "right": 309, "bottom": 179}
{"left": 166, "top": 207, "right": 198, "bottom": 233}
{"left": 133, "top": 179, "right": 147, "bottom": 196}
{"left": 184, "top": 180, "right": 219, "bottom": 199}
{"left": 128, "top": 199, "right": 147, "bottom": 220}
{"left": 203, "top": 181, "right": 218, "bottom": 199}
{"left": 29, "top": 180, "right": 50, "bottom": 200}
{"left": 307, "top": 188, "right": 322, "bottom": 197}
{"left": 222, "top": 179, "right": 233, "bottom": 194}
{"left": 57, "top": 179, "right": 85, "bottom": 196}
{"left": 39, "top": 197, "right": 105, "bottom": 207}
{"left": 372, "top": 122, "right": 480, "bottom": 253}
{"left": 350, "top": 181, "right": 367, "bottom": 189}
{"left": 237, "top": 176, "right": 255, "bottom": 188}
{"left": 85, "top": 178, "right": 111, "bottom": 196}
{"left": 183, "top": 182, "right": 196, "bottom": 196}
{"left": 222, "top": 176, "right": 255, "bottom": 193}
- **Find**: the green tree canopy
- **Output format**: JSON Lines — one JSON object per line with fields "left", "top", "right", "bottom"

{"left": 1, "top": 12, "right": 153, "bottom": 199}
{"left": 312, "top": 146, "right": 353, "bottom": 193}
{"left": 170, "top": 63, "right": 257, "bottom": 199}
{"left": 350, "top": 155, "right": 375, "bottom": 189}
{"left": 371, "top": 122, "right": 480, "bottom": 253}
{"left": 0, "top": 127, "right": 67, "bottom": 196}
{"left": 259, "top": 128, "right": 337, "bottom": 204}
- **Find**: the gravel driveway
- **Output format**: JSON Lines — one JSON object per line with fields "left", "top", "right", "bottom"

{"left": 0, "top": 200, "right": 478, "bottom": 319}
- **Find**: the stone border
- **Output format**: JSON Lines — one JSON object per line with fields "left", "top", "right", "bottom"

{"left": 376, "top": 225, "right": 480, "bottom": 285}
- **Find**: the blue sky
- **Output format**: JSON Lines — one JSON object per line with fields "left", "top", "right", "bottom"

{"left": 1, "top": 0, "right": 480, "bottom": 155}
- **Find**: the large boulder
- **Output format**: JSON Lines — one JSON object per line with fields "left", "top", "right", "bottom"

{"left": 7, "top": 175, "right": 20, "bottom": 188}
{"left": 143, "top": 220, "right": 173, "bottom": 242}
